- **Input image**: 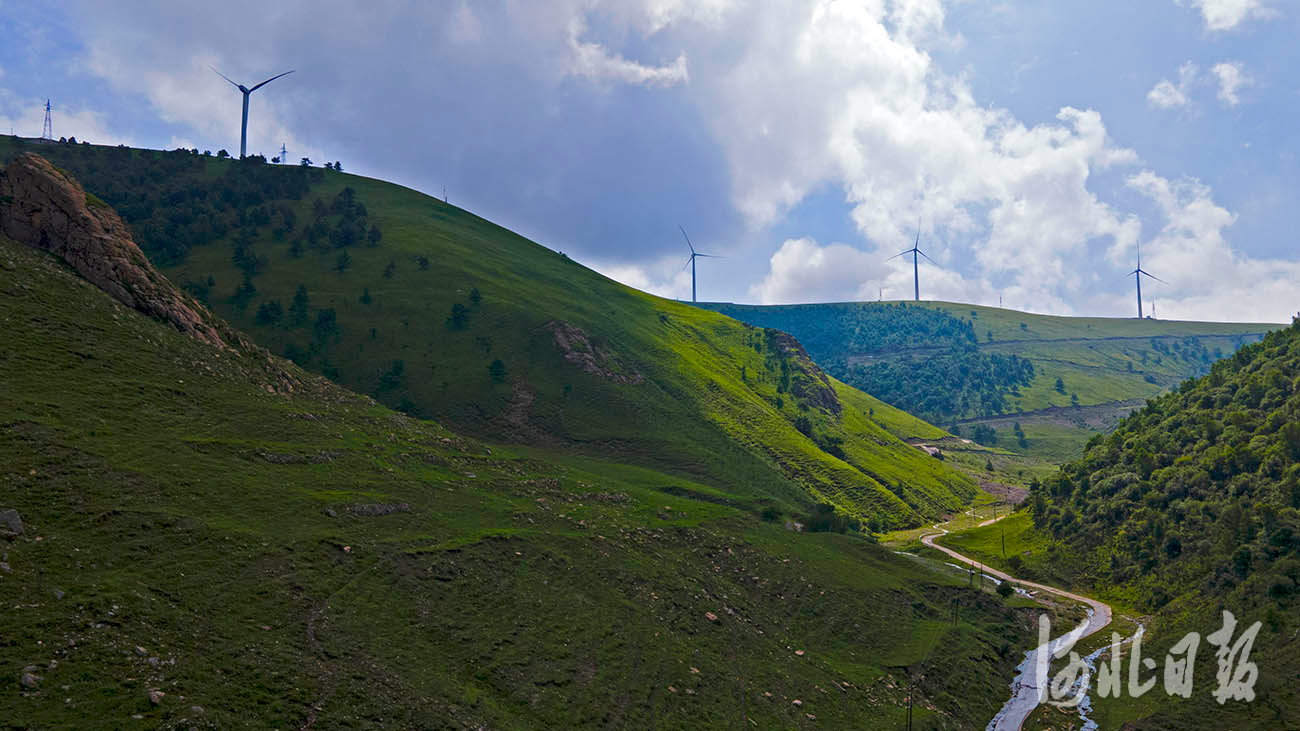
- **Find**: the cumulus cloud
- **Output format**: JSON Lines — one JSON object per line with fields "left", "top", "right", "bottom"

{"left": 1124, "top": 170, "right": 1297, "bottom": 322}
{"left": 568, "top": 19, "right": 688, "bottom": 88}
{"left": 750, "top": 238, "right": 887, "bottom": 304}
{"left": 1147, "top": 62, "right": 1198, "bottom": 109}
{"left": 1211, "top": 61, "right": 1251, "bottom": 106}
{"left": 1178, "top": 0, "right": 1272, "bottom": 32}
{"left": 690, "top": 1, "right": 1139, "bottom": 308}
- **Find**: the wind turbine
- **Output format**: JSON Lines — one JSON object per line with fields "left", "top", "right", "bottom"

{"left": 211, "top": 67, "right": 295, "bottom": 159}
{"left": 679, "top": 226, "right": 719, "bottom": 303}
{"left": 887, "top": 222, "right": 936, "bottom": 302}
{"left": 1130, "top": 244, "right": 1165, "bottom": 319}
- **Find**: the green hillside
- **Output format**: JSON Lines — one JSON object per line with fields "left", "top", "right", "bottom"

{"left": 0, "top": 225, "right": 1041, "bottom": 727}
{"left": 0, "top": 139, "right": 972, "bottom": 529}
{"left": 950, "top": 319, "right": 1300, "bottom": 728}
{"left": 699, "top": 301, "right": 1277, "bottom": 461}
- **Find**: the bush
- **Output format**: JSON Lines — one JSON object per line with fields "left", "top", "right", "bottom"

{"left": 488, "top": 359, "right": 507, "bottom": 383}
{"left": 996, "top": 581, "right": 1014, "bottom": 598}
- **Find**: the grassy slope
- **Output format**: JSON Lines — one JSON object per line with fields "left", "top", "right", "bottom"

{"left": 0, "top": 235, "right": 1034, "bottom": 728}
{"left": 703, "top": 300, "right": 1277, "bottom": 462}
{"left": 0, "top": 139, "right": 971, "bottom": 529}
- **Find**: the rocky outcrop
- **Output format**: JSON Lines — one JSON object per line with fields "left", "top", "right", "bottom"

{"left": 546, "top": 321, "right": 645, "bottom": 385}
{"left": 0, "top": 153, "right": 225, "bottom": 348}
{"left": 766, "top": 329, "right": 842, "bottom": 415}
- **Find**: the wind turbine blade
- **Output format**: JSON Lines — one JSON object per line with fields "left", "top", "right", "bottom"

{"left": 248, "top": 70, "right": 296, "bottom": 93}
{"left": 1139, "top": 270, "right": 1167, "bottom": 285}
{"left": 694, "top": 253, "right": 721, "bottom": 258}
{"left": 681, "top": 256, "right": 694, "bottom": 272}
{"left": 678, "top": 225, "right": 695, "bottom": 255}
{"left": 916, "top": 249, "right": 938, "bottom": 265}
{"left": 210, "top": 66, "right": 242, "bottom": 89}
{"left": 886, "top": 250, "right": 910, "bottom": 262}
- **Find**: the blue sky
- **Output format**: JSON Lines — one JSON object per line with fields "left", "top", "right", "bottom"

{"left": 1, "top": 0, "right": 1297, "bottom": 321}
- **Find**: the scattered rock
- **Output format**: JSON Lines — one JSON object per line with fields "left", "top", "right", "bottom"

{"left": 134, "top": 646, "right": 148, "bottom": 657}
{"left": 51, "top": 588, "right": 64, "bottom": 600}
{"left": 148, "top": 689, "right": 165, "bottom": 705}
{"left": 20, "top": 672, "right": 40, "bottom": 689}
{"left": 0, "top": 562, "right": 10, "bottom": 573}
{"left": 704, "top": 611, "right": 719, "bottom": 622}
{"left": 0, "top": 509, "right": 23, "bottom": 537}
{"left": 349, "top": 502, "right": 411, "bottom": 517}
{"left": 190, "top": 706, "right": 204, "bottom": 715}
{"left": 545, "top": 320, "right": 645, "bottom": 385}
{"left": 792, "top": 699, "right": 803, "bottom": 707}
{"left": 794, "top": 649, "right": 805, "bottom": 657}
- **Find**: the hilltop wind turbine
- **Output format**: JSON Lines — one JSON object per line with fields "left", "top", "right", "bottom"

{"left": 679, "top": 226, "right": 719, "bottom": 303}
{"left": 887, "top": 221, "right": 936, "bottom": 302}
{"left": 211, "top": 67, "right": 295, "bottom": 159}
{"left": 1129, "top": 244, "right": 1166, "bottom": 319}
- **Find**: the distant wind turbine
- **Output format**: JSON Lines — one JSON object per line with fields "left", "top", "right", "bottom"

{"left": 886, "top": 221, "right": 936, "bottom": 302}
{"left": 679, "top": 226, "right": 719, "bottom": 303}
{"left": 1130, "top": 244, "right": 1166, "bottom": 319}
{"left": 211, "top": 67, "right": 295, "bottom": 159}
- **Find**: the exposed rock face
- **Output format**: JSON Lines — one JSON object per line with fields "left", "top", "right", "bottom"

{"left": 0, "top": 153, "right": 225, "bottom": 347}
{"left": 765, "top": 329, "right": 842, "bottom": 415}
{"left": 546, "top": 321, "right": 645, "bottom": 385}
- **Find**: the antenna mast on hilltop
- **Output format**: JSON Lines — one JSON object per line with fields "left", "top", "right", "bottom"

{"left": 280, "top": 142, "right": 287, "bottom": 164}
{"left": 42, "top": 100, "right": 53, "bottom": 140}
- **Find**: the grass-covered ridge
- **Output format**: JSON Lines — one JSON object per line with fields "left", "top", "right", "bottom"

{"left": 0, "top": 232, "right": 1039, "bottom": 728}
{"left": 699, "top": 300, "right": 1277, "bottom": 461}
{"left": 0, "top": 138, "right": 973, "bottom": 528}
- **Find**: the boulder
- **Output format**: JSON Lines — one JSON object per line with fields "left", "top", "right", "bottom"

{"left": 0, "top": 509, "right": 22, "bottom": 537}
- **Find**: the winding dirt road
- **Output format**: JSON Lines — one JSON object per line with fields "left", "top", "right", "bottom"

{"left": 921, "top": 516, "right": 1112, "bottom": 730}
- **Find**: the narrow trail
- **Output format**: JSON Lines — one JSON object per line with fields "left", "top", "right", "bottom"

{"left": 920, "top": 513, "right": 1113, "bottom": 731}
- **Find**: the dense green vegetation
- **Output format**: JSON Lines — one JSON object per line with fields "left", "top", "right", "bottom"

{"left": 0, "top": 230, "right": 1040, "bottom": 728}
{"left": 938, "top": 319, "right": 1300, "bottom": 728}
{"left": 0, "top": 138, "right": 972, "bottom": 529}
{"left": 701, "top": 301, "right": 1276, "bottom": 460}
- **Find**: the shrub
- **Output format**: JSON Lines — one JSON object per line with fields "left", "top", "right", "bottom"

{"left": 489, "top": 359, "right": 507, "bottom": 383}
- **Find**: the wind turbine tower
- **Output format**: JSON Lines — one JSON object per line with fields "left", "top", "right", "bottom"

{"left": 280, "top": 142, "right": 288, "bottom": 164}
{"left": 887, "top": 224, "right": 936, "bottom": 302}
{"left": 1130, "top": 245, "right": 1165, "bottom": 319}
{"left": 679, "top": 226, "right": 719, "bottom": 303}
{"left": 211, "top": 68, "right": 295, "bottom": 158}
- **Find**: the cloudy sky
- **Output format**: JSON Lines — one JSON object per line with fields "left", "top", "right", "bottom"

{"left": 2, "top": 0, "right": 1298, "bottom": 322}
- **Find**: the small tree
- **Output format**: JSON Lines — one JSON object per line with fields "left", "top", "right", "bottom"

{"left": 416, "top": 256, "right": 430, "bottom": 271}
{"left": 290, "top": 285, "right": 310, "bottom": 324}
{"left": 996, "top": 581, "right": 1014, "bottom": 599}
{"left": 324, "top": 162, "right": 334, "bottom": 171}
{"left": 334, "top": 161, "right": 343, "bottom": 172}
{"left": 300, "top": 157, "right": 312, "bottom": 167}
{"left": 383, "top": 260, "right": 396, "bottom": 279}
{"left": 336, "top": 250, "right": 352, "bottom": 272}
{"left": 470, "top": 287, "right": 482, "bottom": 305}
{"left": 217, "top": 149, "right": 230, "bottom": 159}
{"left": 488, "top": 359, "right": 507, "bottom": 383}
{"left": 367, "top": 225, "right": 382, "bottom": 247}
{"left": 1054, "top": 376, "right": 1066, "bottom": 394}
{"left": 447, "top": 303, "right": 470, "bottom": 329}
{"left": 360, "top": 287, "right": 372, "bottom": 305}
{"left": 255, "top": 299, "right": 284, "bottom": 326}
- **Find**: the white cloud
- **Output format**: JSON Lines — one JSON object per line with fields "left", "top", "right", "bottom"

{"left": 1178, "top": 0, "right": 1272, "bottom": 32}
{"left": 1147, "top": 61, "right": 1198, "bottom": 109}
{"left": 750, "top": 238, "right": 886, "bottom": 304}
{"left": 689, "top": 1, "right": 1139, "bottom": 309}
{"left": 1211, "top": 61, "right": 1251, "bottom": 106}
{"left": 1124, "top": 170, "right": 1297, "bottom": 322}
{"left": 590, "top": 255, "right": 694, "bottom": 300}
{"left": 567, "top": 19, "right": 688, "bottom": 88}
